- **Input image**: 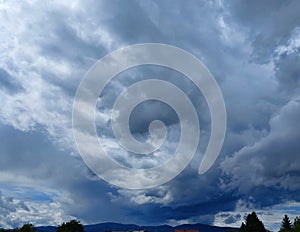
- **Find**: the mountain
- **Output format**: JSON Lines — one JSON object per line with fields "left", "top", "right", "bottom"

{"left": 37, "top": 222, "right": 239, "bottom": 232}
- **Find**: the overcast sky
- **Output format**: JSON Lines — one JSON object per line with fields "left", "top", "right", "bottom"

{"left": 0, "top": 0, "right": 300, "bottom": 231}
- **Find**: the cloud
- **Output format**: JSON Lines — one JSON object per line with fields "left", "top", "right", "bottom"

{"left": 0, "top": 68, "right": 24, "bottom": 94}
{"left": 227, "top": 0, "right": 300, "bottom": 64}
{"left": 0, "top": 190, "right": 72, "bottom": 229}
{"left": 275, "top": 49, "right": 300, "bottom": 94}
{"left": 214, "top": 200, "right": 300, "bottom": 231}
{"left": 221, "top": 97, "right": 300, "bottom": 196}
{"left": 223, "top": 214, "right": 241, "bottom": 225}
{"left": 0, "top": 191, "right": 29, "bottom": 215}
{"left": 0, "top": 0, "right": 300, "bottom": 229}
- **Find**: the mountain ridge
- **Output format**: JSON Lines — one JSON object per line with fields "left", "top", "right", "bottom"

{"left": 37, "top": 222, "right": 239, "bottom": 232}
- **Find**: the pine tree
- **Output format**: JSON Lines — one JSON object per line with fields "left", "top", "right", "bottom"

{"left": 240, "top": 222, "right": 246, "bottom": 232}
{"left": 280, "top": 215, "right": 292, "bottom": 232}
{"left": 239, "top": 212, "right": 266, "bottom": 232}
{"left": 294, "top": 216, "right": 300, "bottom": 232}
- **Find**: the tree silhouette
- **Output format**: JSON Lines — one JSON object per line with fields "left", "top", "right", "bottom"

{"left": 18, "top": 224, "right": 36, "bottom": 232}
{"left": 240, "top": 222, "right": 246, "bottom": 232}
{"left": 239, "top": 212, "right": 266, "bottom": 232}
{"left": 56, "top": 220, "right": 84, "bottom": 232}
{"left": 280, "top": 215, "right": 293, "bottom": 232}
{"left": 293, "top": 216, "right": 300, "bottom": 232}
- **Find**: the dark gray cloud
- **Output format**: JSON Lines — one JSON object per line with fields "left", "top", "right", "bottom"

{"left": 221, "top": 98, "right": 300, "bottom": 201}
{"left": 0, "top": 0, "right": 300, "bottom": 230}
{"left": 275, "top": 50, "right": 300, "bottom": 93}
{"left": 227, "top": 0, "right": 300, "bottom": 64}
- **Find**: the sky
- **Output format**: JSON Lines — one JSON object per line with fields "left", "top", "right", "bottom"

{"left": 0, "top": 0, "right": 300, "bottom": 231}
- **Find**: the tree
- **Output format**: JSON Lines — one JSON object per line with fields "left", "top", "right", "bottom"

{"left": 239, "top": 212, "right": 266, "bottom": 232}
{"left": 240, "top": 222, "right": 246, "bottom": 232}
{"left": 56, "top": 220, "right": 84, "bottom": 232}
{"left": 280, "top": 215, "right": 292, "bottom": 232}
{"left": 18, "top": 224, "right": 36, "bottom": 232}
{"left": 293, "top": 216, "right": 300, "bottom": 232}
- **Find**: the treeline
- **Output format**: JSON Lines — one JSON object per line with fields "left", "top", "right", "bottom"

{"left": 1, "top": 214, "right": 300, "bottom": 232}
{"left": 276, "top": 214, "right": 300, "bottom": 232}
{"left": 0, "top": 220, "right": 84, "bottom": 232}
{"left": 238, "top": 212, "right": 300, "bottom": 232}
{"left": 0, "top": 224, "right": 37, "bottom": 232}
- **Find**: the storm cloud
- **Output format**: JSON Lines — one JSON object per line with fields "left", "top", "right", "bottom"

{"left": 0, "top": 0, "right": 300, "bottom": 231}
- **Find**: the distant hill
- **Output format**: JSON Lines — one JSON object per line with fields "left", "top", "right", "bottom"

{"left": 37, "top": 222, "right": 239, "bottom": 232}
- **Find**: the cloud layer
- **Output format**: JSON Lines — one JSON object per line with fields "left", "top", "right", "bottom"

{"left": 0, "top": 0, "right": 300, "bottom": 230}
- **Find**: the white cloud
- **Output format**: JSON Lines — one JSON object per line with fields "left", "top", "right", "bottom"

{"left": 0, "top": 190, "right": 73, "bottom": 229}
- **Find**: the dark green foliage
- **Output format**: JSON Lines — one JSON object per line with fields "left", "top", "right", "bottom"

{"left": 280, "top": 215, "right": 293, "bottom": 232}
{"left": 7, "top": 224, "right": 36, "bottom": 232}
{"left": 11, "top": 224, "right": 36, "bottom": 232}
{"left": 240, "top": 222, "right": 246, "bottom": 232}
{"left": 19, "top": 224, "right": 36, "bottom": 232}
{"left": 293, "top": 217, "right": 300, "bottom": 232}
{"left": 239, "top": 212, "right": 266, "bottom": 232}
{"left": 56, "top": 220, "right": 84, "bottom": 232}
